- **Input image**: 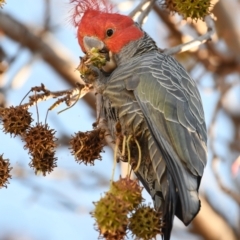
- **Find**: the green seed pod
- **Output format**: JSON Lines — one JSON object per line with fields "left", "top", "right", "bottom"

{"left": 164, "top": 0, "right": 211, "bottom": 20}
{"left": 110, "top": 177, "right": 143, "bottom": 211}
{"left": 129, "top": 204, "right": 163, "bottom": 240}
{"left": 92, "top": 193, "right": 129, "bottom": 240}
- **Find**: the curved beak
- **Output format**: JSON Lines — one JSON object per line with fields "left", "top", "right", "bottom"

{"left": 83, "top": 36, "right": 104, "bottom": 52}
{"left": 83, "top": 36, "right": 117, "bottom": 73}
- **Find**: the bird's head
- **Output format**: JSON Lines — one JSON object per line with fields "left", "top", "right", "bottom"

{"left": 71, "top": 0, "right": 144, "bottom": 71}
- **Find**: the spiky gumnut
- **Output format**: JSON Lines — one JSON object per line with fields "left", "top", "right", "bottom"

{"left": 92, "top": 193, "right": 129, "bottom": 240}
{"left": 129, "top": 204, "right": 163, "bottom": 240}
{"left": 23, "top": 123, "right": 57, "bottom": 175}
{"left": 87, "top": 47, "right": 107, "bottom": 69}
{"left": 164, "top": 0, "right": 211, "bottom": 20}
{"left": 110, "top": 177, "right": 143, "bottom": 211}
{"left": 69, "top": 128, "right": 105, "bottom": 165}
{"left": 29, "top": 151, "right": 57, "bottom": 176}
{"left": 0, "top": 105, "right": 32, "bottom": 137}
{"left": 76, "top": 55, "right": 98, "bottom": 83}
{"left": 23, "top": 123, "right": 57, "bottom": 154}
{"left": 0, "top": 154, "right": 12, "bottom": 188}
{"left": 77, "top": 47, "right": 106, "bottom": 83}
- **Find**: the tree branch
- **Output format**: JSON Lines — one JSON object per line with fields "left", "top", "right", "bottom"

{"left": 212, "top": 157, "right": 240, "bottom": 205}
{"left": 129, "top": 0, "right": 157, "bottom": 26}
{"left": 163, "top": 15, "right": 215, "bottom": 55}
{"left": 0, "top": 12, "right": 96, "bottom": 109}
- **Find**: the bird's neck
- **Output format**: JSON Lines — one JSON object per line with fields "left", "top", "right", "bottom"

{"left": 114, "top": 31, "right": 159, "bottom": 65}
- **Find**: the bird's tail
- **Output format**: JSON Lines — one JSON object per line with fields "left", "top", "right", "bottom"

{"left": 162, "top": 171, "right": 178, "bottom": 240}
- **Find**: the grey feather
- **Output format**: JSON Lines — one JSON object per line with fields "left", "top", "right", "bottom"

{"left": 100, "top": 33, "right": 207, "bottom": 240}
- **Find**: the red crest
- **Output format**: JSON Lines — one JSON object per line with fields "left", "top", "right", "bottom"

{"left": 70, "top": 0, "right": 113, "bottom": 27}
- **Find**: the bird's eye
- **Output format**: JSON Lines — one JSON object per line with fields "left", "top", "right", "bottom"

{"left": 106, "top": 29, "right": 114, "bottom": 37}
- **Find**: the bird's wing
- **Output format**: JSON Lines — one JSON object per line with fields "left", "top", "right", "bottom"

{"left": 125, "top": 53, "right": 207, "bottom": 225}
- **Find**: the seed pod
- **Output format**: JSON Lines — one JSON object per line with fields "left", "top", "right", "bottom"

{"left": 92, "top": 193, "right": 129, "bottom": 240}
{"left": 164, "top": 0, "right": 211, "bottom": 20}
{"left": 0, "top": 154, "right": 12, "bottom": 188}
{"left": 110, "top": 177, "right": 143, "bottom": 211}
{"left": 23, "top": 123, "right": 57, "bottom": 154}
{"left": 29, "top": 151, "right": 57, "bottom": 176}
{"left": 0, "top": 105, "right": 32, "bottom": 137}
{"left": 76, "top": 55, "right": 98, "bottom": 83}
{"left": 69, "top": 128, "right": 105, "bottom": 165}
{"left": 23, "top": 123, "right": 57, "bottom": 175}
{"left": 129, "top": 204, "right": 163, "bottom": 240}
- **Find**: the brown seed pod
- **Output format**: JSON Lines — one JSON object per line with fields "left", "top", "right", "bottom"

{"left": 110, "top": 177, "right": 144, "bottom": 211}
{"left": 92, "top": 193, "right": 129, "bottom": 240}
{"left": 69, "top": 128, "right": 105, "bottom": 165}
{"left": 29, "top": 151, "right": 57, "bottom": 176}
{"left": 0, "top": 154, "right": 12, "bottom": 188}
{"left": 0, "top": 105, "right": 33, "bottom": 137}
{"left": 23, "top": 123, "right": 57, "bottom": 154}
{"left": 129, "top": 204, "right": 163, "bottom": 240}
{"left": 23, "top": 123, "right": 57, "bottom": 175}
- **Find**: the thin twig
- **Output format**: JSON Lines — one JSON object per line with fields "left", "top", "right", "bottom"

{"left": 127, "top": 135, "right": 132, "bottom": 176}
{"left": 43, "top": 0, "right": 51, "bottom": 31}
{"left": 138, "top": 0, "right": 157, "bottom": 26}
{"left": 0, "top": 12, "right": 96, "bottom": 109}
{"left": 212, "top": 157, "right": 240, "bottom": 205}
{"left": 129, "top": 0, "right": 157, "bottom": 26}
{"left": 133, "top": 138, "right": 142, "bottom": 172}
{"left": 111, "top": 137, "right": 120, "bottom": 183}
{"left": 129, "top": 0, "right": 151, "bottom": 18}
{"left": 163, "top": 15, "right": 216, "bottom": 55}
{"left": 208, "top": 87, "right": 240, "bottom": 206}
{"left": 57, "top": 88, "right": 82, "bottom": 114}
{"left": 35, "top": 90, "right": 40, "bottom": 123}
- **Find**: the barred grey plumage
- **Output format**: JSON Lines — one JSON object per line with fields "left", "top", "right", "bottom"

{"left": 98, "top": 32, "right": 207, "bottom": 240}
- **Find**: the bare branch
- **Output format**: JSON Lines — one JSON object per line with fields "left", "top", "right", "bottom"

{"left": 43, "top": 0, "right": 51, "bottom": 31}
{"left": 212, "top": 157, "right": 240, "bottom": 205}
{"left": 153, "top": 4, "right": 182, "bottom": 40}
{"left": 129, "top": 0, "right": 157, "bottom": 25}
{"left": 0, "top": 12, "right": 96, "bottom": 109}
{"left": 163, "top": 15, "right": 216, "bottom": 55}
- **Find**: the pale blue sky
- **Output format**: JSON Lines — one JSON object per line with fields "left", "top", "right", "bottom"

{"left": 0, "top": 1, "right": 239, "bottom": 240}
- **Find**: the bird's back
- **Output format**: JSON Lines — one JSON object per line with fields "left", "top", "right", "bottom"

{"left": 101, "top": 51, "right": 207, "bottom": 239}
